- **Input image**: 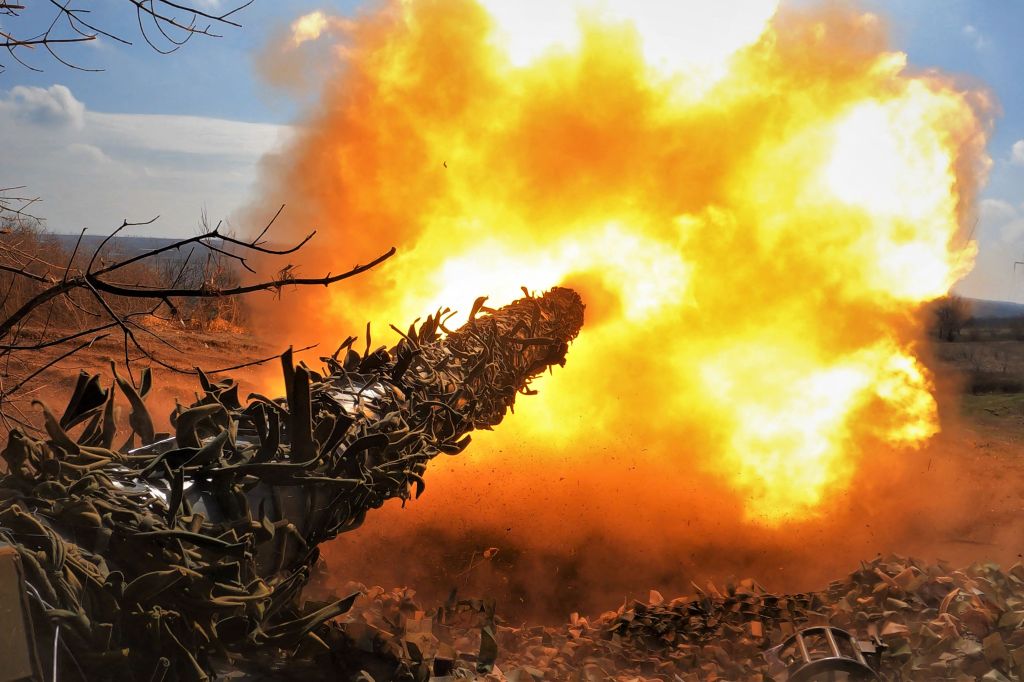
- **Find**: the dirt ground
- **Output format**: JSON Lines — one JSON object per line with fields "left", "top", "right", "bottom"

{"left": 317, "top": 337, "right": 1024, "bottom": 621}
{"left": 926, "top": 337, "right": 1024, "bottom": 564}
{"left": 1, "top": 320, "right": 284, "bottom": 437}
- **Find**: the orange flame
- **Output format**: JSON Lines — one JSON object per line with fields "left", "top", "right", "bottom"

{"left": 250, "top": 1, "right": 991, "bottom": 526}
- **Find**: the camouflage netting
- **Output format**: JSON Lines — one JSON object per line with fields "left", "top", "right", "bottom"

{"left": 0, "top": 287, "right": 584, "bottom": 681}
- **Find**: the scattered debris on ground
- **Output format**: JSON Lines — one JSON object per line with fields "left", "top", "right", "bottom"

{"left": 328, "top": 555, "right": 1024, "bottom": 681}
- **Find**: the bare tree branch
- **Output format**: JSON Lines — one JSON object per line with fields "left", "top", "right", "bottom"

{"left": 0, "top": 0, "right": 252, "bottom": 71}
{"left": 0, "top": 207, "right": 396, "bottom": 424}
{"left": 1, "top": 333, "right": 108, "bottom": 400}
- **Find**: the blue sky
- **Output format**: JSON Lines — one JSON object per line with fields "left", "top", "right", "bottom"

{"left": 3, "top": 1, "right": 1024, "bottom": 300}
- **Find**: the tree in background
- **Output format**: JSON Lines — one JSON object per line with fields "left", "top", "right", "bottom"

{"left": 934, "top": 294, "right": 972, "bottom": 342}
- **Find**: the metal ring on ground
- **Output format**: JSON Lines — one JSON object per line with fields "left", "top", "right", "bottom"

{"left": 765, "top": 626, "right": 882, "bottom": 681}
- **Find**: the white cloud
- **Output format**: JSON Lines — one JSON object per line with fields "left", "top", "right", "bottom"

{"left": 66, "top": 143, "right": 113, "bottom": 165}
{"left": 962, "top": 24, "right": 989, "bottom": 51}
{"left": 974, "top": 199, "right": 1024, "bottom": 244}
{"left": 980, "top": 198, "right": 1018, "bottom": 224}
{"left": 1012, "top": 140, "right": 1024, "bottom": 166}
{"left": 0, "top": 83, "right": 292, "bottom": 236}
{"left": 957, "top": 197, "right": 1024, "bottom": 301}
{"left": 1001, "top": 218, "right": 1024, "bottom": 245}
{"left": 87, "top": 112, "right": 289, "bottom": 158}
{"left": 1, "top": 84, "right": 85, "bottom": 129}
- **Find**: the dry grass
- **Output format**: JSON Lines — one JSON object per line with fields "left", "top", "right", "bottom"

{"left": 932, "top": 339, "right": 1024, "bottom": 395}
{"left": 0, "top": 216, "right": 247, "bottom": 335}
{"left": 0, "top": 217, "right": 266, "bottom": 437}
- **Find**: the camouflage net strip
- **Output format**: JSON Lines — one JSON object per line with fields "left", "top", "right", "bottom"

{"left": 0, "top": 287, "right": 584, "bottom": 681}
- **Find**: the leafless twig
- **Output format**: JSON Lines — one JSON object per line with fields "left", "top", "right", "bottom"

{"left": 0, "top": 1, "right": 253, "bottom": 72}
{"left": 0, "top": 206, "right": 395, "bottom": 425}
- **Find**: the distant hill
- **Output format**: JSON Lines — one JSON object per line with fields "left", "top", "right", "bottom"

{"left": 49, "top": 233, "right": 236, "bottom": 272}
{"left": 51, "top": 233, "right": 198, "bottom": 259}
{"left": 965, "top": 298, "right": 1024, "bottom": 320}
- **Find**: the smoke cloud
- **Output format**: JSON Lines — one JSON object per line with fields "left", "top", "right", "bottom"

{"left": 243, "top": 1, "right": 996, "bottom": 619}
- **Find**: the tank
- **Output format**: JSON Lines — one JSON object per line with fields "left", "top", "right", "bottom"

{"left": 0, "top": 287, "right": 584, "bottom": 681}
